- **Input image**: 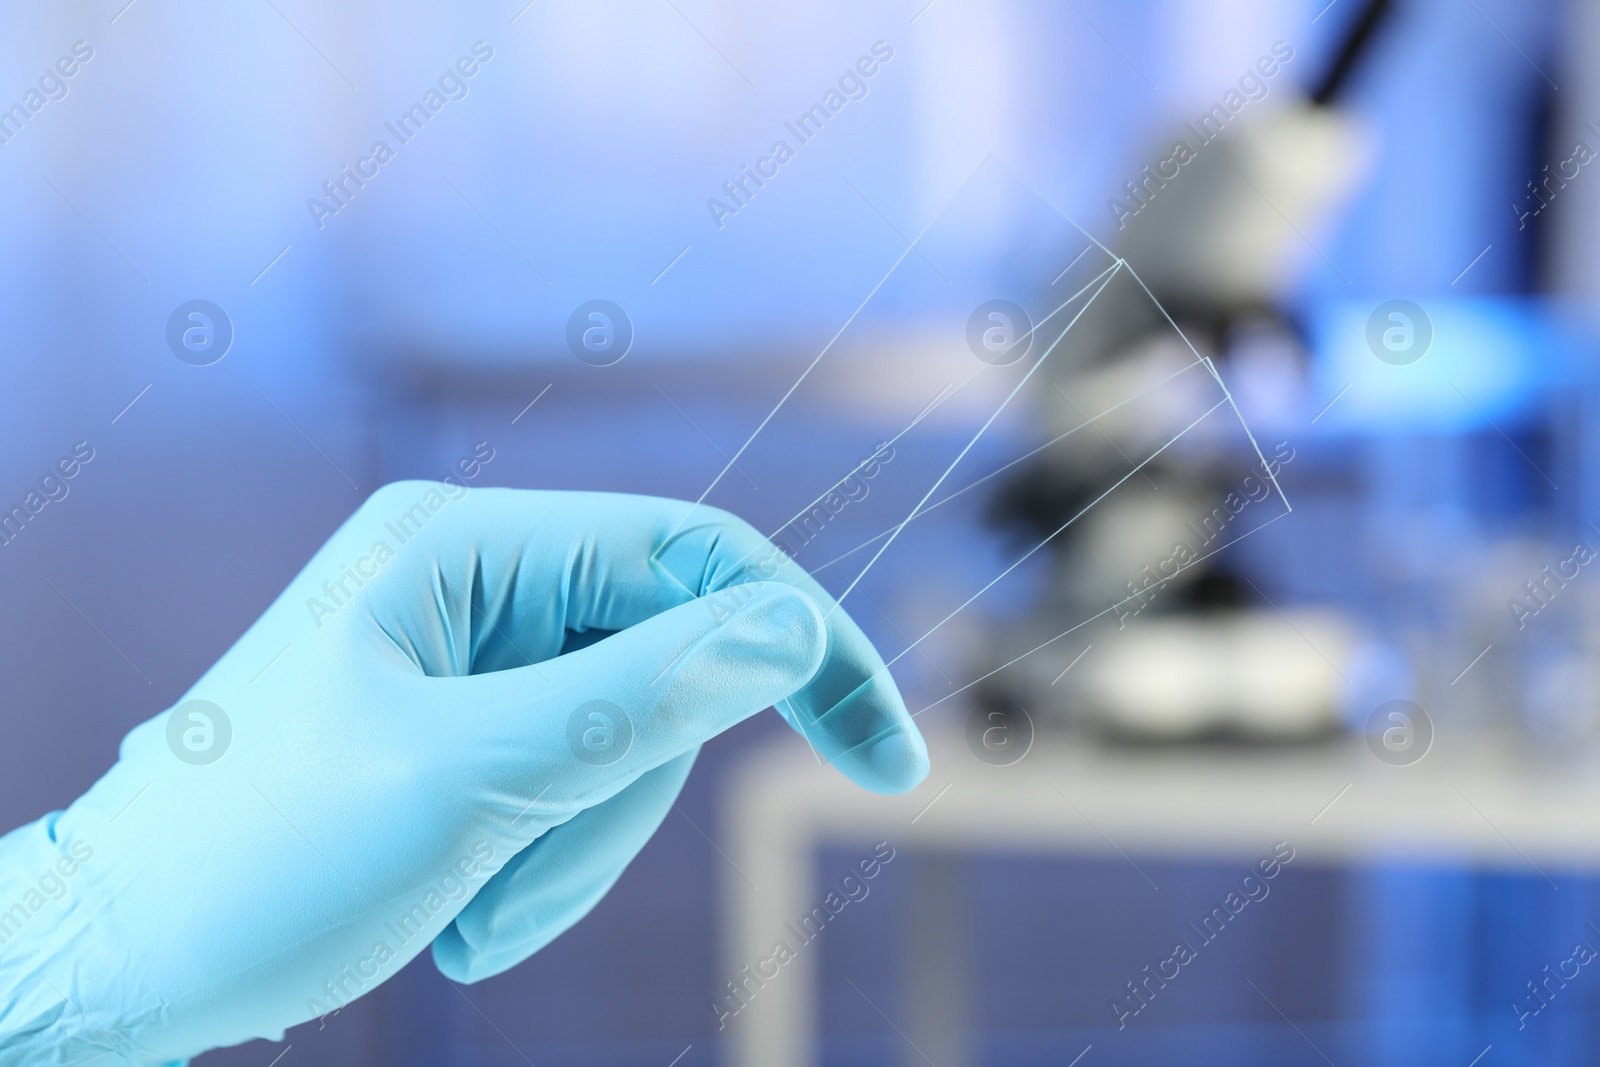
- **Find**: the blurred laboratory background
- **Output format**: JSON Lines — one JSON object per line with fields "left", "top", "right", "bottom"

{"left": 3, "top": 0, "right": 1599, "bottom": 1063}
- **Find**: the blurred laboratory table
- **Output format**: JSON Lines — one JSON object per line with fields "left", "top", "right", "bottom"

{"left": 721, "top": 720, "right": 1600, "bottom": 1067}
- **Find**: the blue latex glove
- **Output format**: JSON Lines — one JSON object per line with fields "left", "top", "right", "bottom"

{"left": 0, "top": 485, "right": 928, "bottom": 1065}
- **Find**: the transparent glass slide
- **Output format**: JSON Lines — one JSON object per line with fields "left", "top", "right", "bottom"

{"left": 651, "top": 156, "right": 1291, "bottom": 757}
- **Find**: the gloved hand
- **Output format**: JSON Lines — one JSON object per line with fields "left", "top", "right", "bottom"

{"left": 0, "top": 484, "right": 929, "bottom": 1066}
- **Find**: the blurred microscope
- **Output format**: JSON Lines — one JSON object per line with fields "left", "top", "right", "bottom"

{"left": 974, "top": 1, "right": 1395, "bottom": 744}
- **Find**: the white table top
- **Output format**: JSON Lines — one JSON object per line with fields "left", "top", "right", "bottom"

{"left": 719, "top": 722, "right": 1600, "bottom": 1067}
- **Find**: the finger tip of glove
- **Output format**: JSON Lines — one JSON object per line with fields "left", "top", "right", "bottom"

{"left": 796, "top": 668, "right": 929, "bottom": 794}
{"left": 864, "top": 727, "right": 932, "bottom": 794}
{"left": 834, "top": 721, "right": 931, "bottom": 795}
{"left": 433, "top": 930, "right": 528, "bottom": 985}
{"left": 431, "top": 933, "right": 473, "bottom": 984}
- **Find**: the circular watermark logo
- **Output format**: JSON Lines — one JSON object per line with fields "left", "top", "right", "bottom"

{"left": 566, "top": 700, "right": 635, "bottom": 766}
{"left": 166, "top": 699, "right": 232, "bottom": 765}
{"left": 966, "top": 704, "right": 1034, "bottom": 767}
{"left": 965, "top": 300, "right": 1034, "bottom": 366}
{"left": 166, "top": 300, "right": 234, "bottom": 366}
{"left": 1365, "top": 699, "right": 1432, "bottom": 766}
{"left": 566, "top": 300, "right": 634, "bottom": 367}
{"left": 1366, "top": 300, "right": 1431, "bottom": 366}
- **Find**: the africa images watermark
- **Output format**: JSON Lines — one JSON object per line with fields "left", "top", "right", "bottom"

{"left": 0, "top": 838, "right": 95, "bottom": 950}
{"left": 307, "top": 840, "right": 497, "bottom": 1022}
{"left": 0, "top": 440, "right": 97, "bottom": 549}
{"left": 687, "top": 437, "right": 897, "bottom": 613}
{"left": 1113, "top": 440, "right": 1295, "bottom": 628}
{"left": 1508, "top": 533, "right": 1599, "bottom": 632}
{"left": 1107, "top": 40, "right": 1295, "bottom": 231}
{"left": 705, "top": 40, "right": 895, "bottom": 230}
{"left": 1514, "top": 935, "right": 1600, "bottom": 1031}
{"left": 306, "top": 41, "right": 496, "bottom": 230}
{"left": 1112, "top": 840, "right": 1296, "bottom": 1030}
{"left": 305, "top": 442, "right": 496, "bottom": 628}
{"left": 0, "top": 40, "right": 95, "bottom": 147}
{"left": 1513, "top": 120, "right": 1600, "bottom": 231}
{"left": 769, "top": 439, "right": 895, "bottom": 559}
{"left": 711, "top": 841, "right": 897, "bottom": 1030}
